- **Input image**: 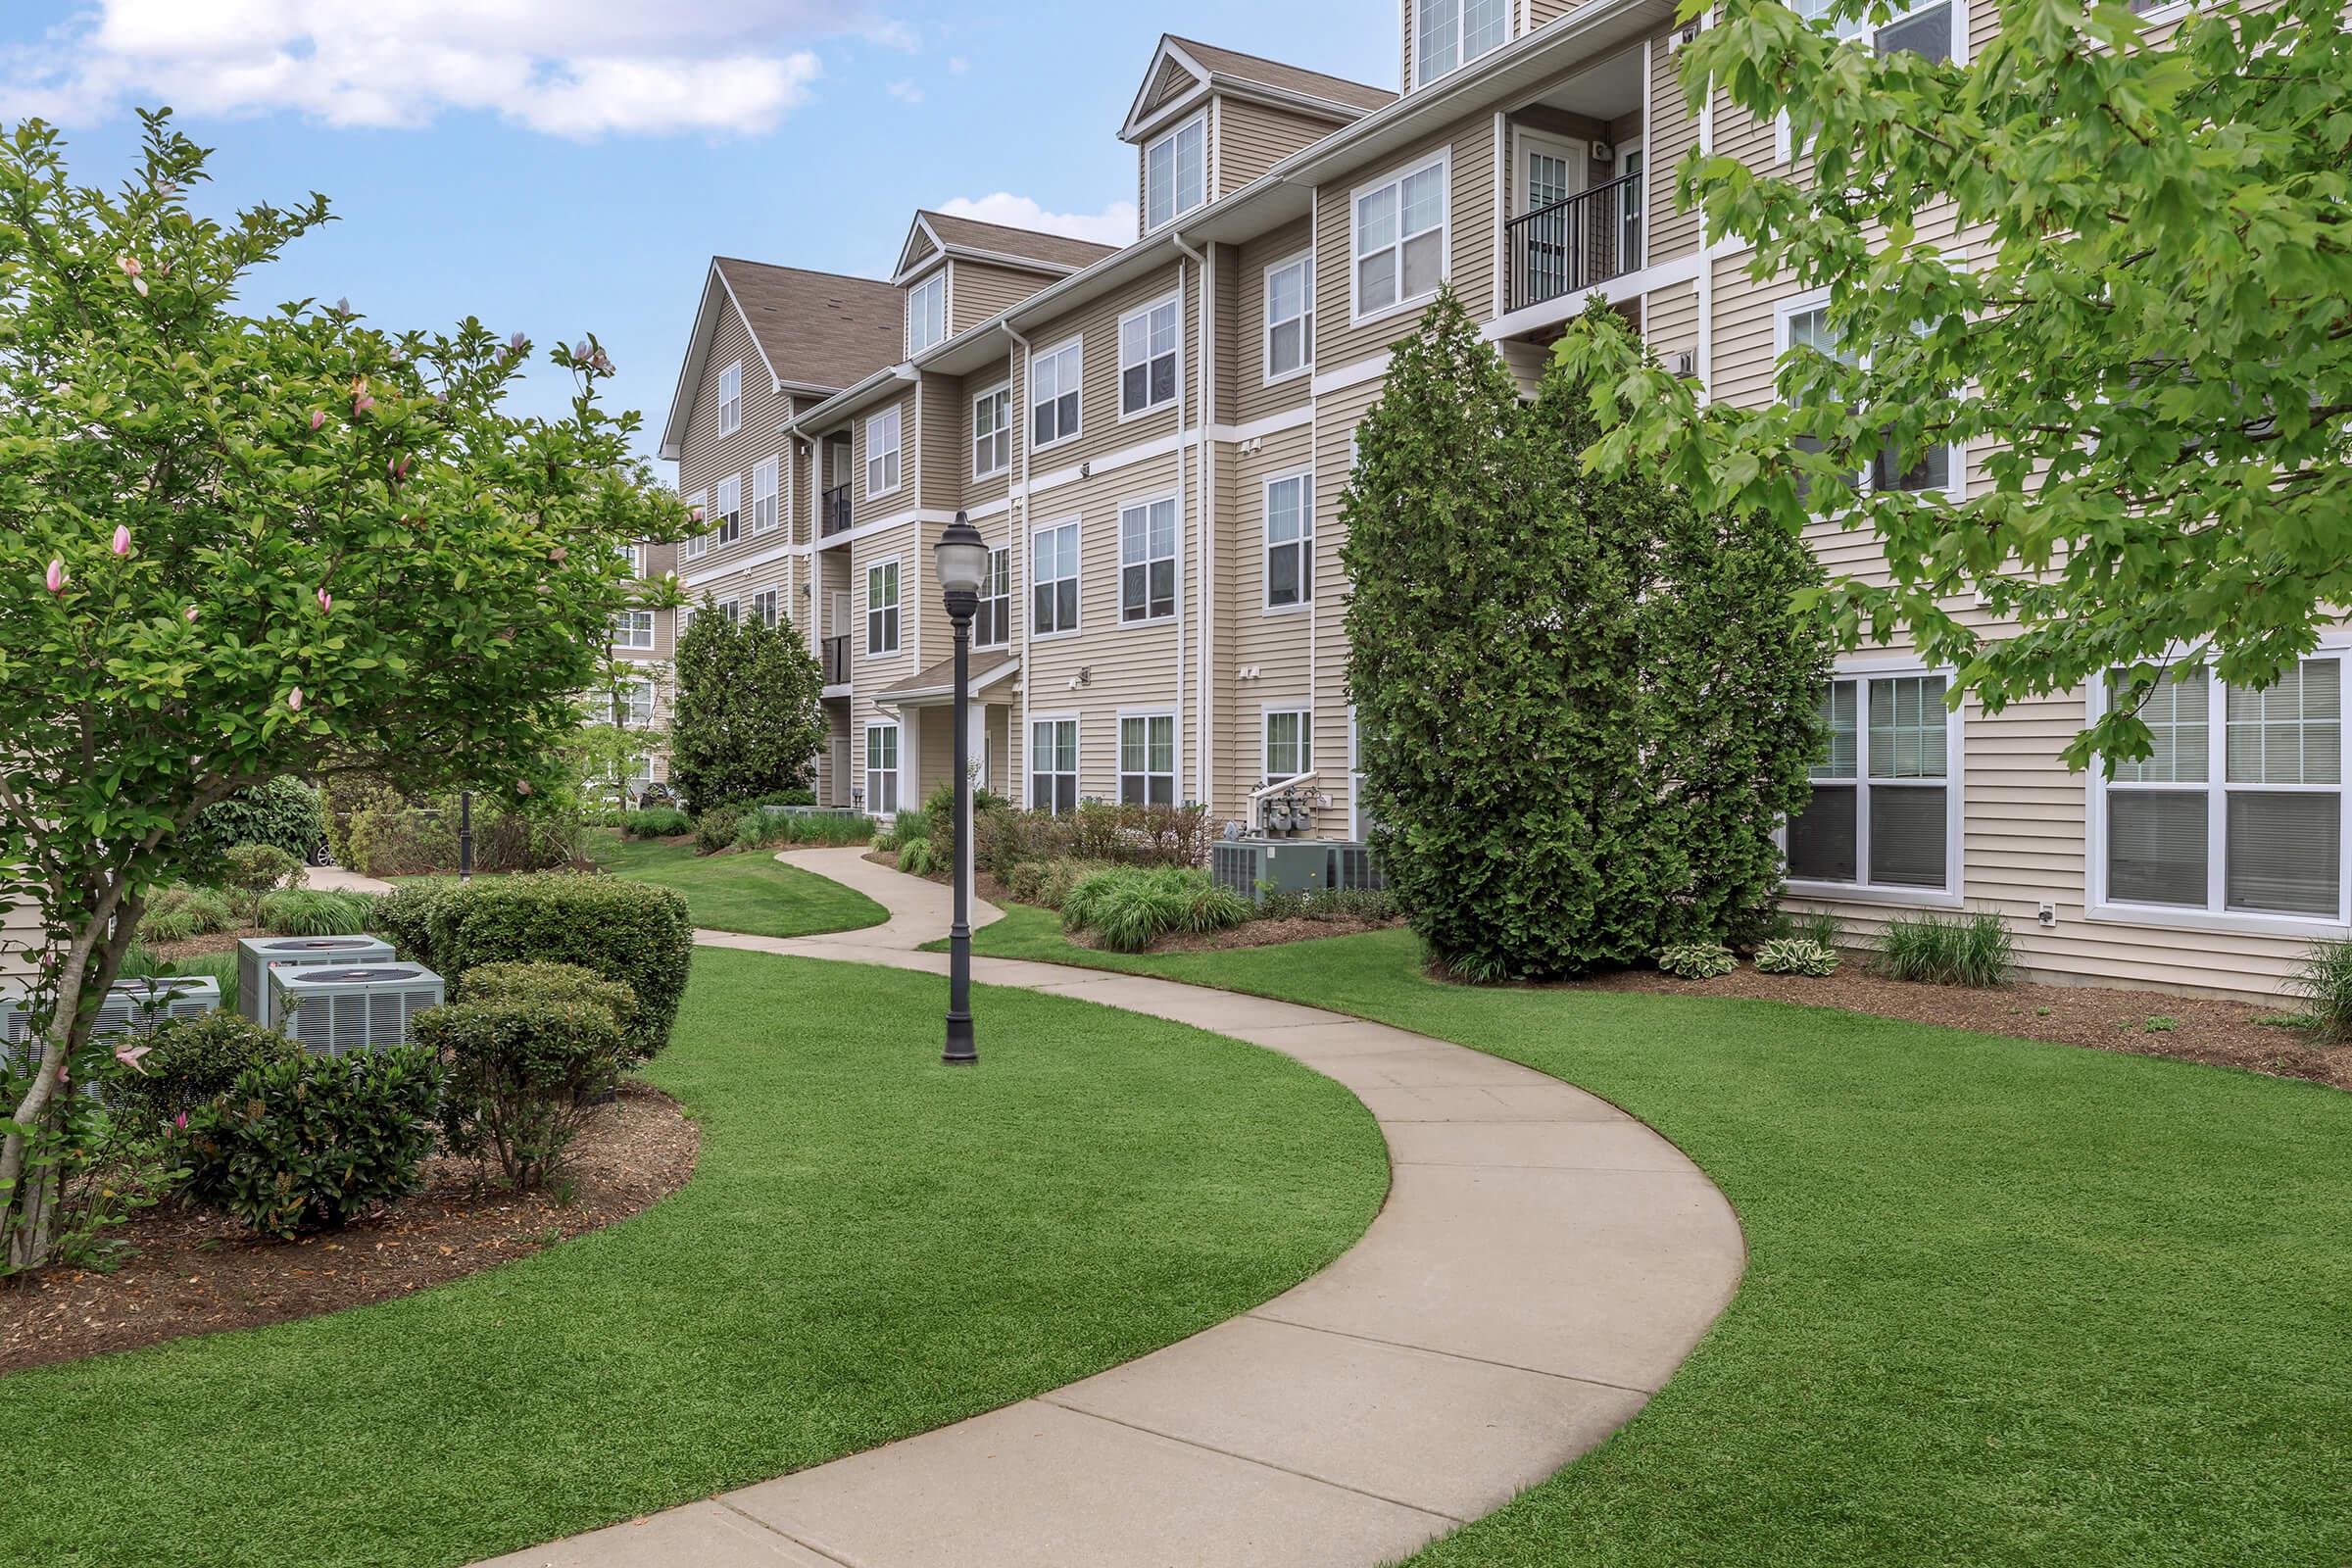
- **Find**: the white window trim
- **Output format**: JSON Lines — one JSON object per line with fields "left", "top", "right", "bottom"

{"left": 1028, "top": 711, "right": 1082, "bottom": 814}
{"left": 1262, "top": 707, "right": 1315, "bottom": 785}
{"left": 1031, "top": 517, "right": 1082, "bottom": 642}
{"left": 866, "top": 557, "right": 903, "bottom": 657}
{"left": 1348, "top": 705, "right": 1370, "bottom": 838}
{"left": 1118, "top": 490, "right": 1181, "bottom": 626}
{"left": 974, "top": 544, "right": 1012, "bottom": 651}
{"left": 1262, "top": 250, "right": 1315, "bottom": 385}
{"left": 972, "top": 380, "right": 1012, "bottom": 479}
{"left": 864, "top": 719, "right": 904, "bottom": 818}
{"left": 1142, "top": 111, "right": 1207, "bottom": 235}
{"left": 1117, "top": 293, "right": 1184, "bottom": 423}
{"left": 1029, "top": 335, "right": 1085, "bottom": 453}
{"left": 865, "top": 405, "right": 904, "bottom": 500}
{"left": 750, "top": 585, "right": 781, "bottom": 629}
{"left": 1349, "top": 149, "right": 1452, "bottom": 327}
{"left": 1782, "top": 658, "right": 1967, "bottom": 908}
{"left": 1413, "top": 0, "right": 1514, "bottom": 88}
{"left": 1116, "top": 707, "right": 1182, "bottom": 808}
{"left": 753, "top": 454, "right": 781, "bottom": 533}
{"left": 1775, "top": 0, "right": 1970, "bottom": 162}
{"left": 1772, "top": 288, "right": 1968, "bottom": 506}
{"left": 717, "top": 360, "right": 743, "bottom": 438}
{"left": 715, "top": 597, "right": 741, "bottom": 626}
{"left": 612, "top": 610, "right": 656, "bottom": 653}
{"left": 2084, "top": 641, "right": 2352, "bottom": 939}
{"left": 906, "top": 271, "right": 948, "bottom": 357}
{"left": 1262, "top": 466, "right": 1315, "bottom": 615}
{"left": 682, "top": 489, "right": 710, "bottom": 560}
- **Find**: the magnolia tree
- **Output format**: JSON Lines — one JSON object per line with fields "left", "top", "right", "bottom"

{"left": 1558, "top": 0, "right": 2352, "bottom": 767}
{"left": 0, "top": 114, "right": 689, "bottom": 1268}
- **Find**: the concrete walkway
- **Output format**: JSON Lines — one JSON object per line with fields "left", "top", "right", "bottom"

{"left": 483, "top": 849, "right": 1744, "bottom": 1568}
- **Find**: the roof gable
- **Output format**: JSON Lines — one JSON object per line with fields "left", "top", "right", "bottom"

{"left": 1123, "top": 34, "right": 1396, "bottom": 141}
{"left": 659, "top": 259, "right": 903, "bottom": 460}
{"left": 906, "top": 210, "right": 1117, "bottom": 277}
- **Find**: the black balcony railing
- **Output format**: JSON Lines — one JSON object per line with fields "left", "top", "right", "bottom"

{"left": 822, "top": 634, "right": 851, "bottom": 687}
{"left": 1505, "top": 172, "right": 1643, "bottom": 313}
{"left": 820, "top": 485, "right": 853, "bottom": 537}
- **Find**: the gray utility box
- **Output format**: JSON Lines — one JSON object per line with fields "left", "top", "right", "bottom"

{"left": 4, "top": 975, "right": 220, "bottom": 1083}
{"left": 270, "top": 964, "right": 445, "bottom": 1056}
{"left": 1210, "top": 839, "right": 1386, "bottom": 905}
{"left": 238, "top": 936, "right": 398, "bottom": 1030}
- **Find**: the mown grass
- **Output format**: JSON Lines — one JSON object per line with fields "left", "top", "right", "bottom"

{"left": 960, "top": 906, "right": 2352, "bottom": 1568}
{"left": 0, "top": 950, "right": 1386, "bottom": 1568}
{"left": 587, "top": 829, "right": 886, "bottom": 938}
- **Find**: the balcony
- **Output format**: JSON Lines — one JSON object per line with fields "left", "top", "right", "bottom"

{"left": 820, "top": 484, "right": 853, "bottom": 538}
{"left": 822, "top": 634, "right": 851, "bottom": 688}
{"left": 1505, "top": 172, "right": 1642, "bottom": 314}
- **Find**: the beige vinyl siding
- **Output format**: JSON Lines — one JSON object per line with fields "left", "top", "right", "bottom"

{"left": 1314, "top": 117, "right": 1497, "bottom": 372}
{"left": 1210, "top": 241, "right": 1245, "bottom": 427}
{"left": 1018, "top": 260, "right": 1200, "bottom": 477}
{"left": 1215, "top": 97, "right": 1349, "bottom": 197}
{"left": 917, "top": 370, "right": 964, "bottom": 512}
{"left": 1233, "top": 217, "right": 1318, "bottom": 426}
{"left": 851, "top": 387, "right": 919, "bottom": 519}
{"left": 1531, "top": 0, "right": 1577, "bottom": 25}
{"left": 949, "top": 260, "right": 1057, "bottom": 334}
{"left": 961, "top": 359, "right": 1018, "bottom": 513}
{"left": 1643, "top": 276, "right": 1699, "bottom": 370}
{"left": 676, "top": 302, "right": 792, "bottom": 585}
{"left": 1143, "top": 55, "right": 1200, "bottom": 119}
{"left": 1226, "top": 421, "right": 1319, "bottom": 817}
{"left": 1646, "top": 36, "right": 1703, "bottom": 263}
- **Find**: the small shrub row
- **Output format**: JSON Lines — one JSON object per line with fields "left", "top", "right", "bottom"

{"left": 372, "top": 874, "right": 693, "bottom": 1056}
{"left": 104, "top": 1012, "right": 297, "bottom": 1133}
{"left": 972, "top": 801, "right": 1212, "bottom": 881}
{"left": 732, "top": 809, "right": 874, "bottom": 851}
{"left": 1002, "top": 857, "right": 1116, "bottom": 910}
{"left": 337, "top": 782, "right": 581, "bottom": 877}
{"left": 417, "top": 962, "right": 637, "bottom": 1190}
{"left": 1061, "top": 866, "right": 1250, "bottom": 954}
{"left": 1256, "top": 886, "right": 1401, "bottom": 923}
{"left": 623, "top": 807, "right": 694, "bottom": 839}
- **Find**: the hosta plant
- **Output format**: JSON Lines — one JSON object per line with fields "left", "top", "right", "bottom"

{"left": 1657, "top": 942, "right": 1739, "bottom": 981}
{"left": 1754, "top": 938, "right": 1840, "bottom": 978}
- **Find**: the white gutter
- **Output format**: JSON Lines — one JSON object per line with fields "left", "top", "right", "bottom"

{"left": 1170, "top": 226, "right": 1212, "bottom": 811}
{"left": 1005, "top": 320, "right": 1033, "bottom": 810}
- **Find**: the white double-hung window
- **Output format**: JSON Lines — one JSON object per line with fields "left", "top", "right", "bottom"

{"left": 1264, "top": 254, "right": 1313, "bottom": 381}
{"left": 974, "top": 547, "right": 1011, "bottom": 649}
{"left": 712, "top": 473, "right": 743, "bottom": 546}
{"left": 907, "top": 272, "right": 946, "bottom": 356}
{"left": 1416, "top": 0, "right": 1508, "bottom": 85}
{"left": 612, "top": 611, "right": 655, "bottom": 652}
{"left": 1144, "top": 115, "right": 1205, "bottom": 232}
{"left": 972, "top": 383, "right": 1011, "bottom": 478}
{"left": 865, "top": 405, "right": 903, "bottom": 497}
{"left": 1264, "top": 472, "right": 1312, "bottom": 609}
{"left": 1032, "top": 520, "right": 1080, "bottom": 635}
{"left": 618, "top": 679, "right": 655, "bottom": 729}
{"left": 1031, "top": 338, "right": 1083, "bottom": 448}
{"left": 1787, "top": 672, "right": 1961, "bottom": 897}
{"left": 2095, "top": 659, "right": 2346, "bottom": 924}
{"left": 866, "top": 560, "right": 901, "bottom": 656}
{"left": 753, "top": 455, "right": 780, "bottom": 533}
{"left": 1031, "top": 717, "right": 1079, "bottom": 814}
{"left": 1353, "top": 156, "right": 1447, "bottom": 319}
{"left": 1790, "top": 0, "right": 1954, "bottom": 60}
{"left": 1779, "top": 297, "right": 1962, "bottom": 502}
{"left": 1120, "top": 297, "right": 1180, "bottom": 417}
{"left": 717, "top": 361, "right": 742, "bottom": 436}
{"left": 866, "top": 722, "right": 901, "bottom": 815}
{"left": 1120, "top": 713, "right": 1177, "bottom": 807}
{"left": 1120, "top": 497, "right": 1177, "bottom": 623}
{"left": 1264, "top": 710, "right": 1313, "bottom": 785}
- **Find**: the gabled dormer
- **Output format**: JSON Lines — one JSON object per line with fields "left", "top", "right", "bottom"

{"left": 891, "top": 212, "right": 1117, "bottom": 354}
{"left": 1121, "top": 36, "right": 1396, "bottom": 239}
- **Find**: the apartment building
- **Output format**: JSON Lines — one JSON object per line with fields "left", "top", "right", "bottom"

{"left": 659, "top": 1, "right": 2319, "bottom": 1001}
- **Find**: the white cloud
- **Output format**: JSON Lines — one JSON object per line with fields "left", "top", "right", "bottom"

{"left": 886, "top": 78, "right": 923, "bottom": 106}
{"left": 0, "top": 1, "right": 908, "bottom": 138}
{"left": 948, "top": 56, "right": 969, "bottom": 74}
{"left": 936, "top": 192, "right": 1137, "bottom": 248}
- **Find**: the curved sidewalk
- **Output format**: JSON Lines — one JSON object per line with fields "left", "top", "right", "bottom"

{"left": 486, "top": 849, "right": 1744, "bottom": 1568}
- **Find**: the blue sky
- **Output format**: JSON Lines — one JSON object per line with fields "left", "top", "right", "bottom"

{"left": 0, "top": 1, "right": 1396, "bottom": 471}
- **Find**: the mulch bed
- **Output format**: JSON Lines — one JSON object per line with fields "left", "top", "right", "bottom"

{"left": 0, "top": 1085, "right": 700, "bottom": 1373}
{"left": 1591, "top": 960, "right": 2352, "bottom": 1090}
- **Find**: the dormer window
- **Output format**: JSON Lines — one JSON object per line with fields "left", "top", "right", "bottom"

{"left": 1416, "top": 0, "right": 1509, "bottom": 86}
{"left": 907, "top": 272, "right": 946, "bottom": 356}
{"left": 1145, "top": 114, "right": 1205, "bottom": 232}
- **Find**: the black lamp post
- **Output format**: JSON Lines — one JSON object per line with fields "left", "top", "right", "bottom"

{"left": 933, "top": 511, "right": 989, "bottom": 1067}
{"left": 458, "top": 790, "right": 474, "bottom": 882}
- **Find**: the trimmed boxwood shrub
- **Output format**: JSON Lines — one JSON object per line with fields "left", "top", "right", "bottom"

{"left": 416, "top": 992, "right": 624, "bottom": 1190}
{"left": 693, "top": 808, "right": 743, "bottom": 856}
{"left": 183, "top": 777, "right": 325, "bottom": 866}
{"left": 459, "top": 961, "right": 645, "bottom": 1065}
{"left": 181, "top": 1046, "right": 444, "bottom": 1238}
{"left": 373, "top": 874, "right": 693, "bottom": 1056}
{"left": 103, "top": 1012, "right": 300, "bottom": 1132}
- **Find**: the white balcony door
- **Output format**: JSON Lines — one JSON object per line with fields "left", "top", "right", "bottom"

{"left": 1518, "top": 131, "right": 1586, "bottom": 305}
{"left": 831, "top": 590, "right": 852, "bottom": 641}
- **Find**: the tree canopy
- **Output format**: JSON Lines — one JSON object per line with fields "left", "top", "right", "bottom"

{"left": 0, "top": 112, "right": 687, "bottom": 1266}
{"left": 1556, "top": 0, "right": 2352, "bottom": 768}
{"left": 666, "top": 597, "right": 827, "bottom": 811}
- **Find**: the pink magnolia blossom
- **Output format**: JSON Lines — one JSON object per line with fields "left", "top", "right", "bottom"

{"left": 389, "top": 456, "right": 411, "bottom": 482}
{"left": 516, "top": 780, "right": 534, "bottom": 797}
{"left": 309, "top": 409, "right": 326, "bottom": 431}
{"left": 114, "top": 1042, "right": 152, "bottom": 1072}
{"left": 44, "top": 558, "right": 66, "bottom": 595}
{"left": 316, "top": 588, "right": 333, "bottom": 613}
{"left": 687, "top": 506, "right": 704, "bottom": 524}
{"left": 334, "top": 297, "right": 352, "bottom": 318}
{"left": 133, "top": 277, "right": 148, "bottom": 297}
{"left": 183, "top": 605, "right": 199, "bottom": 623}
{"left": 354, "top": 393, "right": 375, "bottom": 416}
{"left": 549, "top": 546, "right": 567, "bottom": 564}
{"left": 116, "top": 255, "right": 141, "bottom": 276}
{"left": 172, "top": 1110, "right": 188, "bottom": 1130}
{"left": 112, "top": 525, "right": 131, "bottom": 557}
{"left": 287, "top": 686, "right": 304, "bottom": 712}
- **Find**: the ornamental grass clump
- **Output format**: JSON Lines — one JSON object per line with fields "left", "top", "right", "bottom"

{"left": 2288, "top": 938, "right": 2352, "bottom": 1042}
{"left": 1754, "top": 938, "right": 1839, "bottom": 977}
{"left": 1657, "top": 942, "right": 1738, "bottom": 980}
{"left": 1876, "top": 910, "right": 2015, "bottom": 988}
{"left": 1061, "top": 866, "right": 1248, "bottom": 953}
{"left": 254, "top": 887, "right": 377, "bottom": 936}
{"left": 137, "top": 884, "right": 238, "bottom": 944}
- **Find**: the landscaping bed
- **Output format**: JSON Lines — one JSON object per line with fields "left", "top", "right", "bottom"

{"left": 2, "top": 1085, "right": 697, "bottom": 1373}
{"left": 1595, "top": 961, "right": 2349, "bottom": 1090}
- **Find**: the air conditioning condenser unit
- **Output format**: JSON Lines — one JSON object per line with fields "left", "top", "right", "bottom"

{"left": 238, "top": 936, "right": 398, "bottom": 1030}
{"left": 270, "top": 965, "right": 446, "bottom": 1056}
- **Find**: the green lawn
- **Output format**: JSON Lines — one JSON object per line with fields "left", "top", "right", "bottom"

{"left": 0, "top": 950, "right": 1386, "bottom": 1568}
{"left": 589, "top": 829, "right": 887, "bottom": 937}
{"left": 963, "top": 905, "right": 2352, "bottom": 1568}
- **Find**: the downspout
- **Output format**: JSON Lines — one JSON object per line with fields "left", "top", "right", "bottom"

{"left": 1170, "top": 227, "right": 1211, "bottom": 811}
{"left": 1004, "top": 321, "right": 1033, "bottom": 809}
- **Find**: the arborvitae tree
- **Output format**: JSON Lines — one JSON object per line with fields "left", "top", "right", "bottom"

{"left": 1346, "top": 294, "right": 1832, "bottom": 981}
{"left": 668, "top": 596, "right": 827, "bottom": 809}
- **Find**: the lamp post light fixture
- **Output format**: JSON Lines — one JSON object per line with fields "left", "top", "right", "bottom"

{"left": 933, "top": 511, "right": 990, "bottom": 1067}
{"left": 458, "top": 790, "right": 474, "bottom": 882}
